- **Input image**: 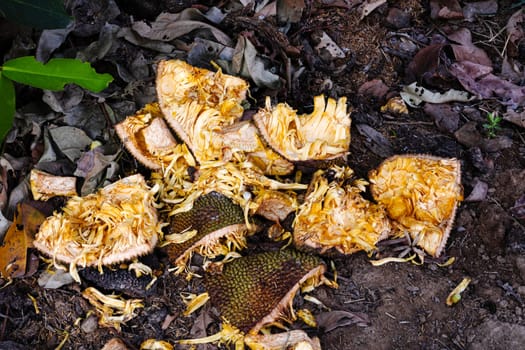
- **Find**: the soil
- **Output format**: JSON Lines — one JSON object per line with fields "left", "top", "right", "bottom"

{"left": 1, "top": 1, "right": 525, "bottom": 350}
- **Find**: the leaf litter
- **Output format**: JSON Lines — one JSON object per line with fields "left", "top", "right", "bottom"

{"left": 1, "top": 1, "right": 525, "bottom": 349}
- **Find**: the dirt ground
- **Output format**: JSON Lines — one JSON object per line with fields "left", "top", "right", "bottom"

{"left": 1, "top": 1, "right": 525, "bottom": 349}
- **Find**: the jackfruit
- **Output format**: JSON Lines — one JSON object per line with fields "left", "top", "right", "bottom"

{"left": 205, "top": 249, "right": 327, "bottom": 334}
{"left": 156, "top": 59, "right": 248, "bottom": 162}
{"left": 33, "top": 174, "right": 162, "bottom": 282}
{"left": 162, "top": 191, "right": 255, "bottom": 274}
{"left": 293, "top": 166, "right": 391, "bottom": 255}
{"left": 253, "top": 95, "right": 351, "bottom": 166}
{"left": 368, "top": 154, "right": 463, "bottom": 257}
{"left": 114, "top": 103, "right": 196, "bottom": 171}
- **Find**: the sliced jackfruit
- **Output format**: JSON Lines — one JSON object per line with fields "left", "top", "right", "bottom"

{"left": 156, "top": 59, "right": 249, "bottom": 162}
{"left": 30, "top": 168, "right": 77, "bottom": 200}
{"left": 368, "top": 154, "right": 463, "bottom": 257}
{"left": 161, "top": 191, "right": 255, "bottom": 274}
{"left": 114, "top": 103, "right": 196, "bottom": 171}
{"left": 205, "top": 249, "right": 327, "bottom": 334}
{"left": 33, "top": 174, "right": 162, "bottom": 282}
{"left": 253, "top": 95, "right": 351, "bottom": 166}
{"left": 293, "top": 166, "right": 391, "bottom": 255}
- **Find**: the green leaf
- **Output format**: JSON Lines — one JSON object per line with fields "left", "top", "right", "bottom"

{"left": 2, "top": 57, "right": 114, "bottom": 93}
{"left": 0, "top": 0, "right": 71, "bottom": 29}
{"left": 0, "top": 72, "right": 16, "bottom": 140}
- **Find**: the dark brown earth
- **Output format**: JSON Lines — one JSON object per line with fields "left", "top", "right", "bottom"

{"left": 1, "top": 1, "right": 525, "bottom": 349}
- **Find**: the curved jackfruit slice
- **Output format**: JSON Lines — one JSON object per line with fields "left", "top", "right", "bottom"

{"left": 368, "top": 154, "right": 463, "bottom": 257}
{"left": 219, "top": 121, "right": 295, "bottom": 176}
{"left": 253, "top": 95, "right": 351, "bottom": 165}
{"left": 162, "top": 191, "right": 255, "bottom": 274}
{"left": 114, "top": 103, "right": 196, "bottom": 171}
{"left": 293, "top": 166, "right": 391, "bottom": 255}
{"left": 156, "top": 59, "right": 249, "bottom": 162}
{"left": 33, "top": 174, "right": 162, "bottom": 282}
{"left": 205, "top": 249, "right": 327, "bottom": 334}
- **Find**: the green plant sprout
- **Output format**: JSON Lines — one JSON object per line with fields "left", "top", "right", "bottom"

{"left": 483, "top": 111, "right": 502, "bottom": 138}
{"left": 0, "top": 57, "right": 113, "bottom": 140}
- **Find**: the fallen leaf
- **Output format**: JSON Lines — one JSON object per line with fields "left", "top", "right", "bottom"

{"left": 430, "top": 0, "right": 463, "bottom": 20}
{"left": 448, "top": 28, "right": 492, "bottom": 66}
{"left": 311, "top": 31, "right": 345, "bottom": 62}
{"left": 506, "top": 9, "right": 525, "bottom": 57}
{"left": 423, "top": 103, "right": 460, "bottom": 133}
{"left": 316, "top": 310, "right": 369, "bottom": 332}
{"left": 503, "top": 109, "right": 525, "bottom": 128}
{"left": 510, "top": 194, "right": 525, "bottom": 220}
{"left": 450, "top": 61, "right": 525, "bottom": 108}
{"left": 132, "top": 9, "right": 232, "bottom": 46}
{"left": 463, "top": 0, "right": 498, "bottom": 22}
{"left": 360, "top": 0, "right": 387, "bottom": 20}
{"left": 38, "top": 268, "right": 75, "bottom": 289}
{"left": 36, "top": 23, "right": 75, "bottom": 62}
{"left": 48, "top": 126, "right": 93, "bottom": 163}
{"left": 74, "top": 147, "right": 119, "bottom": 196}
{"left": 400, "top": 82, "right": 474, "bottom": 107}
{"left": 277, "top": 0, "right": 305, "bottom": 23}
{"left": 356, "top": 123, "right": 393, "bottom": 157}
{"left": 358, "top": 79, "right": 390, "bottom": 101}
{"left": 0, "top": 204, "right": 45, "bottom": 279}
{"left": 406, "top": 44, "right": 456, "bottom": 88}
{"left": 465, "top": 179, "right": 489, "bottom": 202}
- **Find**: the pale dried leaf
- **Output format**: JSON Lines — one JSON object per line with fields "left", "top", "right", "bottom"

{"left": 48, "top": 126, "right": 92, "bottom": 163}
{"left": 465, "top": 179, "right": 488, "bottom": 202}
{"left": 463, "top": 0, "right": 498, "bottom": 22}
{"left": 316, "top": 310, "right": 369, "bottom": 332}
{"left": 401, "top": 82, "right": 474, "bottom": 107}
{"left": 38, "top": 269, "right": 75, "bottom": 289}
{"left": 504, "top": 109, "right": 525, "bottom": 128}
{"left": 360, "top": 0, "right": 387, "bottom": 20}
{"left": 132, "top": 10, "right": 232, "bottom": 46}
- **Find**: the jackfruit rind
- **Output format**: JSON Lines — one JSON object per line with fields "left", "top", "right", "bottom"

{"left": 293, "top": 167, "right": 391, "bottom": 255}
{"left": 253, "top": 95, "right": 351, "bottom": 165}
{"left": 162, "top": 191, "right": 254, "bottom": 273}
{"left": 205, "top": 249, "right": 326, "bottom": 334}
{"left": 156, "top": 60, "right": 249, "bottom": 162}
{"left": 34, "top": 174, "right": 161, "bottom": 273}
{"left": 368, "top": 154, "right": 463, "bottom": 257}
{"left": 115, "top": 103, "right": 196, "bottom": 171}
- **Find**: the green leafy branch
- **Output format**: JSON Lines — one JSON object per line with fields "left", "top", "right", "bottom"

{"left": 0, "top": 57, "right": 114, "bottom": 139}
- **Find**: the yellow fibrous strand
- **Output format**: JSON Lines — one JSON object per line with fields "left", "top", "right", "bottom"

{"left": 368, "top": 155, "right": 463, "bottom": 257}
{"left": 156, "top": 59, "right": 249, "bottom": 162}
{"left": 33, "top": 175, "right": 162, "bottom": 282}
{"left": 254, "top": 95, "right": 351, "bottom": 161}
{"left": 82, "top": 286, "right": 144, "bottom": 331}
{"left": 294, "top": 166, "right": 391, "bottom": 254}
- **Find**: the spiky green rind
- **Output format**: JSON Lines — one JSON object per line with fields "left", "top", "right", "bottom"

{"left": 205, "top": 249, "right": 324, "bottom": 333}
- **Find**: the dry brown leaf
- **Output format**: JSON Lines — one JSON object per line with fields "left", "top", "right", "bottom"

{"left": 0, "top": 204, "right": 45, "bottom": 279}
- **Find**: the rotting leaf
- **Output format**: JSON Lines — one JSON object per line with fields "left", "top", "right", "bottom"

{"left": 316, "top": 310, "right": 369, "bottom": 332}
{"left": 131, "top": 9, "right": 232, "bottom": 46}
{"left": 400, "top": 82, "right": 474, "bottom": 107}
{"left": 510, "top": 194, "right": 525, "bottom": 220}
{"left": 503, "top": 109, "right": 525, "bottom": 128}
{"left": 429, "top": 0, "right": 464, "bottom": 20}
{"left": 277, "top": 0, "right": 305, "bottom": 23}
{"left": 0, "top": 203, "right": 45, "bottom": 279}
{"left": 360, "top": 0, "right": 387, "bottom": 20}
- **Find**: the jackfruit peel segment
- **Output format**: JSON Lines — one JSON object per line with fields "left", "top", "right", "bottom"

{"left": 33, "top": 174, "right": 162, "bottom": 283}
{"left": 368, "top": 154, "right": 463, "bottom": 257}
{"left": 293, "top": 167, "right": 391, "bottom": 255}
{"left": 205, "top": 250, "right": 330, "bottom": 335}
{"left": 114, "top": 103, "right": 189, "bottom": 171}
{"left": 253, "top": 95, "right": 351, "bottom": 164}
{"left": 156, "top": 59, "right": 249, "bottom": 162}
